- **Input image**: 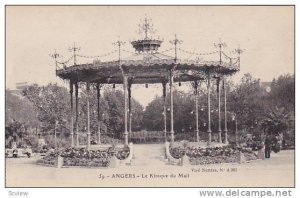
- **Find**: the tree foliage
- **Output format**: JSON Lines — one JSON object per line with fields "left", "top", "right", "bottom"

{"left": 227, "top": 73, "right": 265, "bottom": 130}
{"left": 261, "top": 74, "right": 295, "bottom": 135}
{"left": 21, "top": 83, "right": 144, "bottom": 141}
{"left": 23, "top": 83, "right": 71, "bottom": 134}
{"left": 7, "top": 73, "right": 294, "bottom": 144}
{"left": 5, "top": 90, "right": 40, "bottom": 128}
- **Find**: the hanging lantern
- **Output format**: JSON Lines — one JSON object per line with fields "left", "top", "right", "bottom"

{"left": 113, "top": 84, "right": 115, "bottom": 89}
{"left": 179, "top": 82, "right": 181, "bottom": 86}
{"left": 145, "top": 83, "right": 148, "bottom": 88}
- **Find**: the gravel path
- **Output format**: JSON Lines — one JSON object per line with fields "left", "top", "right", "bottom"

{"left": 5, "top": 148, "right": 294, "bottom": 187}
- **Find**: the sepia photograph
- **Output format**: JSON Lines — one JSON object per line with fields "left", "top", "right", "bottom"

{"left": 5, "top": 5, "right": 295, "bottom": 188}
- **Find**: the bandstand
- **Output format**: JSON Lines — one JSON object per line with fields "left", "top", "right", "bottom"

{"left": 54, "top": 17, "right": 241, "bottom": 149}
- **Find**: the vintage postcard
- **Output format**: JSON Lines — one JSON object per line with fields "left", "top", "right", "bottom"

{"left": 5, "top": 5, "right": 295, "bottom": 187}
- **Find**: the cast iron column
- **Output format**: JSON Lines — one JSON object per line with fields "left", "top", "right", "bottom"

{"left": 235, "top": 113, "right": 238, "bottom": 146}
{"left": 169, "top": 70, "right": 174, "bottom": 144}
{"left": 96, "top": 83, "right": 101, "bottom": 145}
{"left": 75, "top": 83, "right": 79, "bottom": 147}
{"left": 70, "top": 81, "right": 74, "bottom": 147}
{"left": 162, "top": 82, "right": 167, "bottom": 142}
{"left": 223, "top": 77, "right": 228, "bottom": 144}
{"left": 86, "top": 82, "right": 91, "bottom": 150}
{"left": 128, "top": 82, "right": 132, "bottom": 140}
{"left": 194, "top": 81, "right": 200, "bottom": 142}
{"left": 217, "top": 78, "right": 222, "bottom": 143}
{"left": 123, "top": 75, "right": 129, "bottom": 145}
{"left": 207, "top": 71, "right": 212, "bottom": 146}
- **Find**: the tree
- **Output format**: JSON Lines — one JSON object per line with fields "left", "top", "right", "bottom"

{"left": 143, "top": 90, "right": 196, "bottom": 133}
{"left": 269, "top": 74, "right": 295, "bottom": 111}
{"left": 226, "top": 73, "right": 294, "bottom": 142}
{"left": 23, "top": 83, "right": 71, "bottom": 135}
{"left": 6, "top": 90, "right": 40, "bottom": 129}
{"left": 5, "top": 120, "right": 28, "bottom": 147}
{"left": 261, "top": 107, "right": 293, "bottom": 134}
{"left": 143, "top": 95, "right": 164, "bottom": 131}
{"left": 102, "top": 89, "right": 144, "bottom": 138}
{"left": 77, "top": 84, "right": 110, "bottom": 141}
{"left": 227, "top": 73, "right": 265, "bottom": 131}
{"left": 262, "top": 74, "right": 295, "bottom": 138}
{"left": 103, "top": 90, "right": 125, "bottom": 138}
{"left": 130, "top": 97, "right": 144, "bottom": 131}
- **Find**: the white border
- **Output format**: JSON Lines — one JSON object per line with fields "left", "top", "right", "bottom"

{"left": 0, "top": 1, "right": 298, "bottom": 198}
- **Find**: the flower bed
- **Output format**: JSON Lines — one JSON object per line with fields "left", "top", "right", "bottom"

{"left": 115, "top": 146, "right": 130, "bottom": 160}
{"left": 37, "top": 155, "right": 56, "bottom": 165}
{"left": 37, "top": 146, "right": 130, "bottom": 167}
{"left": 169, "top": 143, "right": 258, "bottom": 165}
{"left": 61, "top": 148, "right": 110, "bottom": 167}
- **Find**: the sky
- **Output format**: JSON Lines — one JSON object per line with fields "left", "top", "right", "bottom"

{"left": 6, "top": 6, "right": 294, "bottom": 107}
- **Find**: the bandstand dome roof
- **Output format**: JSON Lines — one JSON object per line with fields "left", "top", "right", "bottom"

{"left": 56, "top": 18, "right": 240, "bottom": 84}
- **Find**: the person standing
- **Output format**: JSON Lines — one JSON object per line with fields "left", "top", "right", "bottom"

{"left": 264, "top": 135, "right": 272, "bottom": 158}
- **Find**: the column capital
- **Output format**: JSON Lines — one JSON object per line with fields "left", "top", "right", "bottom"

{"left": 75, "top": 82, "right": 79, "bottom": 93}
{"left": 192, "top": 80, "right": 200, "bottom": 94}
{"left": 127, "top": 81, "right": 132, "bottom": 93}
{"left": 222, "top": 76, "right": 226, "bottom": 87}
{"left": 69, "top": 81, "right": 74, "bottom": 93}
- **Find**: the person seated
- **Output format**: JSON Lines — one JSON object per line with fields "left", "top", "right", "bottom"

{"left": 12, "top": 149, "right": 18, "bottom": 158}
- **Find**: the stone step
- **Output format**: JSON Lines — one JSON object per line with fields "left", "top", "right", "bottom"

{"left": 131, "top": 159, "right": 167, "bottom": 166}
{"left": 131, "top": 144, "right": 166, "bottom": 166}
{"left": 133, "top": 156, "right": 165, "bottom": 161}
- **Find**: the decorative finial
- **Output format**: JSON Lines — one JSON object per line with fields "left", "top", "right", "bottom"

{"left": 169, "top": 34, "right": 183, "bottom": 62}
{"left": 113, "top": 37, "right": 125, "bottom": 62}
{"left": 235, "top": 45, "right": 245, "bottom": 57}
{"left": 138, "top": 15, "right": 156, "bottom": 39}
{"left": 235, "top": 45, "right": 244, "bottom": 68}
{"left": 69, "top": 42, "right": 81, "bottom": 65}
{"left": 50, "top": 49, "right": 61, "bottom": 70}
{"left": 214, "top": 38, "right": 227, "bottom": 64}
{"left": 132, "top": 16, "right": 162, "bottom": 53}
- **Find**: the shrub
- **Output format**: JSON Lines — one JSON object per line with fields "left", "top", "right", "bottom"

{"left": 37, "top": 155, "right": 56, "bottom": 165}
{"left": 169, "top": 143, "right": 258, "bottom": 165}
{"left": 37, "top": 145, "right": 131, "bottom": 167}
